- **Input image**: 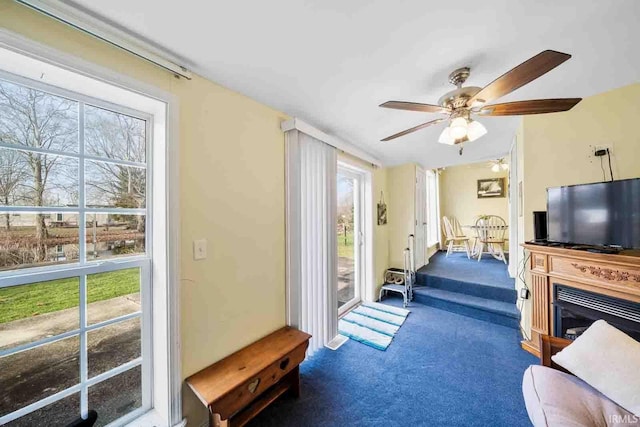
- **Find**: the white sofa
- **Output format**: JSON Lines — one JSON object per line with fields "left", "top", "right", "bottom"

{"left": 522, "top": 335, "right": 640, "bottom": 427}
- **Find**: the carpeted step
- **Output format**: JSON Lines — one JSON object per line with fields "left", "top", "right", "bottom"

{"left": 416, "top": 274, "right": 517, "bottom": 303}
{"left": 413, "top": 288, "right": 520, "bottom": 329}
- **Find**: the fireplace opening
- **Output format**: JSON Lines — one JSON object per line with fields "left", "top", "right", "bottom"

{"left": 553, "top": 284, "right": 640, "bottom": 341}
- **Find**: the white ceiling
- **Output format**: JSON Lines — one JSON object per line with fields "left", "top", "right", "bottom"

{"left": 61, "top": 0, "right": 640, "bottom": 168}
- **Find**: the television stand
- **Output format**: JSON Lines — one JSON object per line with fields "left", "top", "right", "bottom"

{"left": 586, "top": 247, "right": 621, "bottom": 255}
{"left": 526, "top": 239, "right": 548, "bottom": 245}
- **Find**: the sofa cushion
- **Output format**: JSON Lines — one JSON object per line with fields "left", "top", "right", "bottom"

{"left": 552, "top": 320, "right": 640, "bottom": 417}
{"left": 522, "top": 365, "right": 639, "bottom": 427}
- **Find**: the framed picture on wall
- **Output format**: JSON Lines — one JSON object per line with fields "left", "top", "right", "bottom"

{"left": 377, "top": 202, "right": 387, "bottom": 225}
{"left": 377, "top": 191, "right": 387, "bottom": 225}
{"left": 477, "top": 178, "right": 505, "bottom": 198}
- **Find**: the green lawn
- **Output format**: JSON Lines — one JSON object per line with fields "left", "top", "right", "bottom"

{"left": 0, "top": 268, "right": 139, "bottom": 324}
{"left": 337, "top": 230, "right": 354, "bottom": 259}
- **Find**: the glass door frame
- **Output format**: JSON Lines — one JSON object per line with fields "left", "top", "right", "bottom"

{"left": 337, "top": 163, "right": 365, "bottom": 316}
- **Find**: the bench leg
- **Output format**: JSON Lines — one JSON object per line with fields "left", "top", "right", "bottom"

{"left": 289, "top": 365, "right": 301, "bottom": 398}
{"left": 210, "top": 411, "right": 229, "bottom": 427}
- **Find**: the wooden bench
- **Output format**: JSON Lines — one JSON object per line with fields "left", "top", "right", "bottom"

{"left": 185, "top": 327, "right": 311, "bottom": 427}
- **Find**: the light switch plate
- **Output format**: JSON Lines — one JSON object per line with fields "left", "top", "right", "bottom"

{"left": 193, "top": 239, "right": 207, "bottom": 260}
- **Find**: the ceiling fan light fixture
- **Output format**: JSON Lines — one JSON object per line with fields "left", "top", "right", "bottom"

{"left": 438, "top": 127, "right": 455, "bottom": 145}
{"left": 490, "top": 158, "right": 509, "bottom": 172}
{"left": 466, "top": 119, "right": 487, "bottom": 142}
{"left": 449, "top": 117, "right": 468, "bottom": 139}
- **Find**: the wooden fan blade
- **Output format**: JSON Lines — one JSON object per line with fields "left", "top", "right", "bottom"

{"left": 479, "top": 98, "right": 582, "bottom": 116}
{"left": 380, "top": 101, "right": 446, "bottom": 113}
{"left": 468, "top": 50, "right": 572, "bottom": 107}
{"left": 381, "top": 118, "right": 445, "bottom": 141}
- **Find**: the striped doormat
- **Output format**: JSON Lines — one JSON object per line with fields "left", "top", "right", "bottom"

{"left": 338, "top": 302, "right": 410, "bottom": 351}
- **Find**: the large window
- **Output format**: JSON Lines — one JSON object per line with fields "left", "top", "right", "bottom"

{"left": 0, "top": 74, "right": 151, "bottom": 426}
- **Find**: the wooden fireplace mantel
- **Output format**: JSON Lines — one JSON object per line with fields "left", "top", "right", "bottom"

{"left": 521, "top": 243, "right": 640, "bottom": 357}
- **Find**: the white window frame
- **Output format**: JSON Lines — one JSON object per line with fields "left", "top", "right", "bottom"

{"left": 0, "top": 29, "right": 182, "bottom": 427}
{"left": 426, "top": 170, "right": 440, "bottom": 247}
{"left": 0, "top": 69, "right": 153, "bottom": 425}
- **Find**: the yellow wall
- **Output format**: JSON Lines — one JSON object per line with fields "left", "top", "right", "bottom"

{"left": 518, "top": 83, "right": 640, "bottom": 337}
{"left": 439, "top": 162, "right": 509, "bottom": 256}
{"left": 522, "top": 83, "right": 640, "bottom": 241}
{"left": 0, "top": 3, "right": 288, "bottom": 425}
{"left": 440, "top": 162, "right": 509, "bottom": 231}
{"left": 387, "top": 164, "right": 416, "bottom": 268}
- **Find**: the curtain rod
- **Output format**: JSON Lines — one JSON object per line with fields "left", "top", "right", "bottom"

{"left": 15, "top": 0, "right": 193, "bottom": 80}
{"left": 281, "top": 118, "right": 383, "bottom": 168}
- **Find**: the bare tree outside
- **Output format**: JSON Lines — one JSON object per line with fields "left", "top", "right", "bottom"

{"left": 0, "top": 80, "right": 78, "bottom": 262}
{"left": 0, "top": 148, "right": 28, "bottom": 230}
{"left": 85, "top": 105, "right": 146, "bottom": 232}
{"left": 0, "top": 81, "right": 146, "bottom": 269}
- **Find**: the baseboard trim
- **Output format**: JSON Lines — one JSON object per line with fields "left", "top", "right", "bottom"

{"left": 521, "top": 340, "right": 540, "bottom": 358}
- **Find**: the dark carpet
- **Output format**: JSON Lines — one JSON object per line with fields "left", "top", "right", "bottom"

{"left": 248, "top": 297, "right": 536, "bottom": 427}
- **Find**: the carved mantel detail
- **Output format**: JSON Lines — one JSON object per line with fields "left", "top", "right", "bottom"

{"left": 571, "top": 263, "right": 640, "bottom": 283}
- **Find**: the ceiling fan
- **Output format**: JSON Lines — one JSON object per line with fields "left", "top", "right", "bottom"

{"left": 379, "top": 50, "right": 582, "bottom": 152}
{"left": 489, "top": 158, "right": 509, "bottom": 172}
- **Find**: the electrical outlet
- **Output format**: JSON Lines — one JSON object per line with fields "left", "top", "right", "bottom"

{"left": 588, "top": 144, "right": 612, "bottom": 163}
{"left": 193, "top": 239, "right": 207, "bottom": 260}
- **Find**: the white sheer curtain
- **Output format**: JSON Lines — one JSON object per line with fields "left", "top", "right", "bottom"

{"left": 285, "top": 129, "right": 338, "bottom": 356}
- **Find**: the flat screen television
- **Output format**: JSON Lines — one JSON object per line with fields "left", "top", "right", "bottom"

{"left": 547, "top": 178, "right": 640, "bottom": 249}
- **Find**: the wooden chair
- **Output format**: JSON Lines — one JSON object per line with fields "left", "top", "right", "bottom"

{"left": 442, "top": 216, "right": 471, "bottom": 259}
{"left": 474, "top": 215, "right": 507, "bottom": 263}
{"left": 539, "top": 335, "right": 573, "bottom": 375}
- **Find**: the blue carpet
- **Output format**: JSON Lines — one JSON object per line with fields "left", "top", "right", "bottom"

{"left": 414, "top": 288, "right": 521, "bottom": 329}
{"left": 413, "top": 252, "right": 520, "bottom": 328}
{"left": 417, "top": 251, "right": 515, "bottom": 290}
{"left": 247, "top": 298, "right": 536, "bottom": 427}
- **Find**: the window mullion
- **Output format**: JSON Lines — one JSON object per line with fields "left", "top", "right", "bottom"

{"left": 79, "top": 102, "right": 86, "bottom": 265}
{"left": 141, "top": 262, "right": 153, "bottom": 409}
{"left": 79, "top": 274, "right": 88, "bottom": 419}
{"left": 78, "top": 101, "right": 89, "bottom": 419}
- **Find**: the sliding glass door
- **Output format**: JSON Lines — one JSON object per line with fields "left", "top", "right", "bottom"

{"left": 337, "top": 166, "right": 363, "bottom": 314}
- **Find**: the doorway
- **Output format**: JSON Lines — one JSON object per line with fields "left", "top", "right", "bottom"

{"left": 337, "top": 166, "right": 364, "bottom": 314}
